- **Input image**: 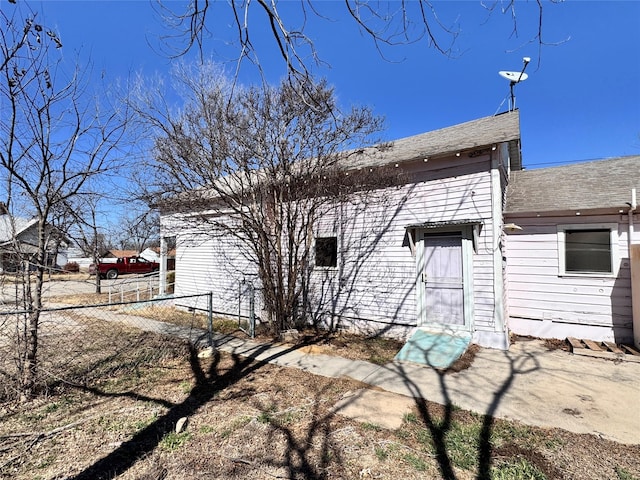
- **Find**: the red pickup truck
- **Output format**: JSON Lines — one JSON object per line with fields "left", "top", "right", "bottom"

{"left": 90, "top": 256, "right": 160, "bottom": 279}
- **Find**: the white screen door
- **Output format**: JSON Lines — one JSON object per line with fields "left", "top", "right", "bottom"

{"left": 421, "top": 233, "right": 464, "bottom": 326}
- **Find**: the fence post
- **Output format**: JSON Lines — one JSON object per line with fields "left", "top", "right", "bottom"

{"left": 208, "top": 291, "right": 213, "bottom": 347}
{"left": 238, "top": 281, "right": 242, "bottom": 326}
{"left": 159, "top": 236, "right": 167, "bottom": 295}
{"left": 249, "top": 282, "right": 255, "bottom": 339}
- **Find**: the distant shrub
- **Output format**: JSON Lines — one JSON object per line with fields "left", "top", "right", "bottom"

{"left": 63, "top": 262, "right": 80, "bottom": 273}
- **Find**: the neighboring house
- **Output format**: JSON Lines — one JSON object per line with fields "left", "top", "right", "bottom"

{"left": 161, "top": 111, "right": 522, "bottom": 350}
{"left": 140, "top": 247, "right": 176, "bottom": 270}
{"left": 104, "top": 249, "right": 139, "bottom": 259}
{"left": 140, "top": 247, "right": 158, "bottom": 262}
{"left": 66, "top": 246, "right": 94, "bottom": 272}
{"left": 0, "top": 214, "right": 68, "bottom": 272}
{"left": 504, "top": 156, "right": 639, "bottom": 344}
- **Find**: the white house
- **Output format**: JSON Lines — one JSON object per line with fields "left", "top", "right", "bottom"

{"left": 161, "top": 111, "right": 523, "bottom": 349}
{"left": 160, "top": 113, "right": 640, "bottom": 349}
{"left": 0, "top": 214, "right": 68, "bottom": 272}
{"left": 504, "top": 156, "right": 639, "bottom": 344}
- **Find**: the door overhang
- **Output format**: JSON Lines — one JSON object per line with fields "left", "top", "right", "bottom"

{"left": 406, "top": 220, "right": 483, "bottom": 255}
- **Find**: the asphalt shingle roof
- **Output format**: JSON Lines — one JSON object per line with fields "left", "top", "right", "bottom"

{"left": 505, "top": 156, "right": 640, "bottom": 214}
{"left": 345, "top": 110, "right": 521, "bottom": 170}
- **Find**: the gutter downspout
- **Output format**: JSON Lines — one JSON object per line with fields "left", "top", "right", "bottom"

{"left": 629, "top": 188, "right": 637, "bottom": 251}
{"left": 489, "top": 145, "right": 509, "bottom": 350}
{"left": 630, "top": 188, "right": 639, "bottom": 350}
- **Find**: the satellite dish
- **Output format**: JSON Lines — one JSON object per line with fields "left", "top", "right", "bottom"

{"left": 497, "top": 57, "right": 531, "bottom": 112}
{"left": 499, "top": 71, "right": 529, "bottom": 83}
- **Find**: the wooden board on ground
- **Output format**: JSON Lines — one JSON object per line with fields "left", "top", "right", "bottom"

{"left": 621, "top": 344, "right": 640, "bottom": 356}
{"left": 567, "top": 337, "right": 583, "bottom": 350}
{"left": 583, "top": 339, "right": 603, "bottom": 351}
{"left": 603, "top": 341, "right": 624, "bottom": 354}
{"left": 566, "top": 337, "right": 640, "bottom": 364}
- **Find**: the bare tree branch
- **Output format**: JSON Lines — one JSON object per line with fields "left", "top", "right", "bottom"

{"left": 130, "top": 62, "right": 401, "bottom": 334}
{"left": 0, "top": 2, "right": 131, "bottom": 399}
{"left": 482, "top": 0, "right": 569, "bottom": 67}
{"left": 154, "top": 0, "right": 561, "bottom": 81}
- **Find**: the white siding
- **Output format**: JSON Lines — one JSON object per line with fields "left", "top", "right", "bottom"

{"left": 303, "top": 154, "right": 500, "bottom": 340}
{"left": 162, "top": 152, "right": 505, "bottom": 344}
{"left": 172, "top": 222, "right": 261, "bottom": 318}
{"left": 504, "top": 214, "right": 633, "bottom": 343}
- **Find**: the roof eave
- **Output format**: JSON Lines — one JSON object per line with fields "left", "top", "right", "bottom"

{"left": 505, "top": 206, "right": 631, "bottom": 218}
{"left": 346, "top": 110, "right": 521, "bottom": 170}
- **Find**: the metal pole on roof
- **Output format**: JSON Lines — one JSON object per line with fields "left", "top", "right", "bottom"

{"left": 498, "top": 57, "right": 531, "bottom": 112}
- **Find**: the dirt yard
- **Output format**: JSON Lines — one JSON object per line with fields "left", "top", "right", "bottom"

{"left": 1, "top": 325, "right": 639, "bottom": 480}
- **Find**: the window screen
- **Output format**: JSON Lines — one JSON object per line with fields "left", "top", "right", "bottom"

{"left": 315, "top": 237, "right": 337, "bottom": 268}
{"left": 565, "top": 229, "right": 612, "bottom": 273}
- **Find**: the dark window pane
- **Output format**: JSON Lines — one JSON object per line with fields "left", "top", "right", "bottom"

{"left": 565, "top": 229, "right": 611, "bottom": 273}
{"left": 315, "top": 237, "right": 337, "bottom": 267}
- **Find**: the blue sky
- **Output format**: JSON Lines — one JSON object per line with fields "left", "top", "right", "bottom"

{"left": 35, "top": 0, "right": 640, "bottom": 170}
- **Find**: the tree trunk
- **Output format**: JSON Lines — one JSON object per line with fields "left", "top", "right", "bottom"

{"left": 94, "top": 249, "right": 102, "bottom": 294}
{"left": 21, "top": 308, "right": 39, "bottom": 401}
{"left": 20, "top": 219, "right": 46, "bottom": 401}
{"left": 95, "top": 265, "right": 102, "bottom": 294}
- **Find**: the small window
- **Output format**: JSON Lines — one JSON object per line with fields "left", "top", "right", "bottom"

{"left": 558, "top": 224, "right": 617, "bottom": 276}
{"left": 315, "top": 237, "right": 337, "bottom": 268}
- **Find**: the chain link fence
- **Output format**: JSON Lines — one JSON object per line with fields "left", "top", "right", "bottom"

{"left": 0, "top": 292, "right": 214, "bottom": 403}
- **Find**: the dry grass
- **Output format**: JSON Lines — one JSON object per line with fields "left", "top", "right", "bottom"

{"left": 40, "top": 291, "right": 432, "bottom": 366}
{"left": 543, "top": 338, "right": 570, "bottom": 351}
{"left": 0, "top": 272, "right": 91, "bottom": 284}
{"left": 1, "top": 300, "right": 638, "bottom": 479}
{"left": 47, "top": 292, "right": 109, "bottom": 305}
{"left": 254, "top": 328, "right": 406, "bottom": 365}
{"left": 1, "top": 334, "right": 638, "bottom": 480}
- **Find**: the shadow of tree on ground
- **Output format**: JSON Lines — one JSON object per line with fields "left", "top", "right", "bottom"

{"left": 69, "top": 341, "right": 345, "bottom": 480}
{"left": 393, "top": 343, "right": 557, "bottom": 480}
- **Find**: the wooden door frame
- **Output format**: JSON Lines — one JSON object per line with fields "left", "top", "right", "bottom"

{"left": 415, "top": 225, "right": 475, "bottom": 332}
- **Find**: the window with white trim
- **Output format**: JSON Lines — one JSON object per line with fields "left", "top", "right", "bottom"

{"left": 557, "top": 224, "right": 618, "bottom": 276}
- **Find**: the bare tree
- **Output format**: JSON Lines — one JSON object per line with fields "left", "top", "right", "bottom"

{"left": 154, "top": 0, "right": 562, "bottom": 78}
{"left": 76, "top": 230, "right": 110, "bottom": 259}
{"left": 62, "top": 194, "right": 114, "bottom": 293}
{"left": 0, "top": 2, "right": 130, "bottom": 400}
{"left": 133, "top": 62, "right": 396, "bottom": 335}
{"left": 116, "top": 210, "right": 160, "bottom": 253}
